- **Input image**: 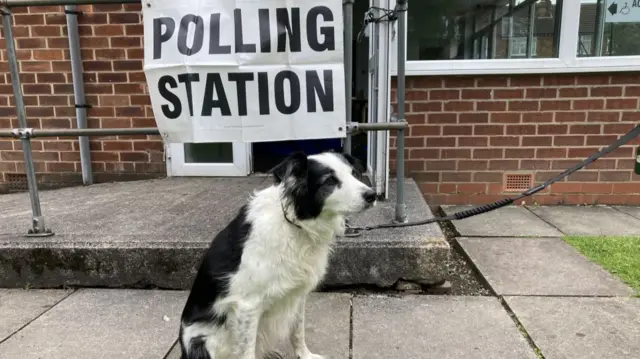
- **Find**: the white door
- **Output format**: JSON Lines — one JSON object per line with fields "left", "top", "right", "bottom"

{"left": 367, "top": 0, "right": 392, "bottom": 198}
{"left": 167, "top": 142, "right": 251, "bottom": 177}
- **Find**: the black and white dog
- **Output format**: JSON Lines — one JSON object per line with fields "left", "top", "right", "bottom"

{"left": 179, "top": 151, "right": 376, "bottom": 359}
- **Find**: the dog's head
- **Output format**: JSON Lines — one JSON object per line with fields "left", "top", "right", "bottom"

{"left": 271, "top": 151, "right": 376, "bottom": 220}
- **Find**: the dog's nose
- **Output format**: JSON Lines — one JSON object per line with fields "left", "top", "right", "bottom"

{"left": 363, "top": 189, "right": 376, "bottom": 204}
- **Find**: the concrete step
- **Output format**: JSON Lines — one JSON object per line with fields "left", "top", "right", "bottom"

{"left": 0, "top": 178, "right": 449, "bottom": 289}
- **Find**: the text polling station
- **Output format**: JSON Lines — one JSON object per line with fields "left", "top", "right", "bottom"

{"left": 142, "top": 0, "right": 346, "bottom": 143}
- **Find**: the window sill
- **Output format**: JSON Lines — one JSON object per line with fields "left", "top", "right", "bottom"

{"left": 390, "top": 56, "right": 640, "bottom": 77}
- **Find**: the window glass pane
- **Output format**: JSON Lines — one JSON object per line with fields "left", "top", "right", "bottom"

{"left": 184, "top": 143, "right": 233, "bottom": 163}
{"left": 407, "top": 0, "right": 562, "bottom": 61}
{"left": 579, "top": 0, "right": 640, "bottom": 57}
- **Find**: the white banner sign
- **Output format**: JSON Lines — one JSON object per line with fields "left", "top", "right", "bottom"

{"left": 142, "top": 0, "right": 346, "bottom": 143}
{"left": 606, "top": 0, "right": 640, "bottom": 23}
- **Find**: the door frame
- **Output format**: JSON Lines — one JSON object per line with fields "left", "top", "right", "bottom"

{"left": 166, "top": 142, "right": 251, "bottom": 177}
{"left": 367, "top": 0, "right": 393, "bottom": 198}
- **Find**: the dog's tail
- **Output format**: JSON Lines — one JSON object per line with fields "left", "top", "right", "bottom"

{"left": 180, "top": 336, "right": 210, "bottom": 359}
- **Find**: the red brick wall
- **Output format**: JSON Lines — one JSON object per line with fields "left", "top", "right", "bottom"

{"left": 0, "top": 6, "right": 638, "bottom": 205}
{"left": 0, "top": 4, "right": 164, "bottom": 192}
{"left": 390, "top": 73, "right": 640, "bottom": 205}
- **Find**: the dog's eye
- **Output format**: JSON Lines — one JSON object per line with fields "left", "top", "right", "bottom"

{"left": 324, "top": 175, "right": 339, "bottom": 186}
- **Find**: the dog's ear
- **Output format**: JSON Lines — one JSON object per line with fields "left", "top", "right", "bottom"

{"left": 271, "top": 151, "right": 308, "bottom": 183}
{"left": 341, "top": 153, "right": 366, "bottom": 176}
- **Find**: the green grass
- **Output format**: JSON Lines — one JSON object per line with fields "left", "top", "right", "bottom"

{"left": 564, "top": 236, "right": 640, "bottom": 294}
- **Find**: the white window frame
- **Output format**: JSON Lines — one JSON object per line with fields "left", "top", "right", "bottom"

{"left": 391, "top": 0, "right": 640, "bottom": 76}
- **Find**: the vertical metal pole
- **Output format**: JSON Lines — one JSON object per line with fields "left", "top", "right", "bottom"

{"left": 594, "top": 0, "right": 605, "bottom": 57}
{"left": 343, "top": 0, "right": 354, "bottom": 155}
{"left": 394, "top": 0, "right": 407, "bottom": 223}
{"left": 526, "top": 2, "right": 535, "bottom": 58}
{"left": 2, "top": 8, "right": 52, "bottom": 236}
{"left": 65, "top": 5, "right": 92, "bottom": 185}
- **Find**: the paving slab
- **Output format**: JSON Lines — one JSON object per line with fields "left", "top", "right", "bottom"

{"left": 443, "top": 205, "right": 562, "bottom": 237}
{"left": 165, "top": 293, "right": 351, "bottom": 359}
{"left": 0, "top": 289, "right": 73, "bottom": 342}
{"left": 352, "top": 295, "right": 537, "bottom": 359}
{"left": 528, "top": 205, "right": 640, "bottom": 236}
{"left": 506, "top": 296, "right": 640, "bottom": 359}
{"left": 458, "top": 237, "right": 635, "bottom": 296}
{"left": 613, "top": 206, "right": 640, "bottom": 220}
{"left": 0, "top": 289, "right": 187, "bottom": 359}
{"left": 0, "top": 178, "right": 449, "bottom": 288}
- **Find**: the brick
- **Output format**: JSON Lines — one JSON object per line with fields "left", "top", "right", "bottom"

{"left": 458, "top": 136, "right": 489, "bottom": 147}
{"left": 590, "top": 86, "right": 622, "bottom": 97}
{"left": 537, "top": 124, "right": 568, "bottom": 135}
{"left": 584, "top": 159, "right": 617, "bottom": 170}
{"left": 603, "top": 123, "right": 636, "bottom": 134}
{"left": 569, "top": 124, "right": 601, "bottom": 134}
{"left": 441, "top": 149, "right": 471, "bottom": 159}
{"left": 489, "top": 160, "right": 518, "bottom": 170}
{"left": 405, "top": 114, "right": 426, "bottom": 124}
{"left": 458, "top": 160, "right": 488, "bottom": 170}
{"left": 84, "top": 61, "right": 113, "bottom": 72}
{"left": 477, "top": 101, "right": 506, "bottom": 111}
{"left": 444, "top": 101, "right": 473, "bottom": 112}
{"left": 553, "top": 136, "right": 585, "bottom": 146}
{"left": 430, "top": 89, "right": 459, "bottom": 100}
{"left": 606, "top": 98, "right": 638, "bottom": 109}
{"left": 520, "top": 160, "right": 550, "bottom": 170}
{"left": 36, "top": 73, "right": 66, "bottom": 83}
{"left": 559, "top": 87, "right": 588, "bottom": 97}
{"left": 474, "top": 148, "right": 503, "bottom": 159}
{"left": 78, "top": 13, "right": 108, "bottom": 24}
{"left": 511, "top": 76, "right": 541, "bottom": 87}
{"left": 410, "top": 149, "right": 438, "bottom": 159}
{"left": 23, "top": 84, "right": 52, "bottom": 95}
{"left": 573, "top": 99, "right": 605, "bottom": 110}
{"left": 412, "top": 102, "right": 442, "bottom": 112}
{"left": 505, "top": 148, "right": 535, "bottom": 158}
{"left": 94, "top": 25, "right": 125, "bottom": 36}
{"left": 424, "top": 114, "right": 454, "bottom": 125}
{"left": 489, "top": 136, "right": 519, "bottom": 147}
{"left": 568, "top": 147, "right": 600, "bottom": 158}
{"left": 523, "top": 113, "right": 553, "bottom": 123}
{"left": 98, "top": 73, "right": 128, "bottom": 83}
{"left": 410, "top": 77, "right": 443, "bottom": 89}
{"left": 581, "top": 183, "right": 613, "bottom": 193}
{"left": 441, "top": 172, "right": 472, "bottom": 182}
{"left": 611, "top": 73, "right": 640, "bottom": 84}
{"left": 14, "top": 14, "right": 44, "bottom": 25}
{"left": 459, "top": 113, "right": 489, "bottom": 123}
{"left": 474, "top": 172, "right": 503, "bottom": 182}
{"left": 444, "top": 77, "right": 475, "bottom": 88}
{"left": 127, "top": 48, "right": 144, "bottom": 60}
{"left": 576, "top": 75, "right": 609, "bottom": 85}
{"left": 411, "top": 125, "right": 441, "bottom": 136}
{"left": 588, "top": 111, "right": 620, "bottom": 122}
{"left": 491, "top": 113, "right": 520, "bottom": 123}
{"left": 552, "top": 160, "right": 580, "bottom": 170}
{"left": 494, "top": 89, "right": 524, "bottom": 99}
{"left": 33, "top": 49, "right": 63, "bottom": 60}
{"left": 461, "top": 89, "right": 491, "bottom": 99}
{"left": 40, "top": 118, "right": 71, "bottom": 128}
{"left": 109, "top": 13, "right": 140, "bottom": 24}
{"left": 508, "top": 100, "right": 539, "bottom": 111}
{"left": 541, "top": 99, "right": 571, "bottom": 111}
{"left": 522, "top": 136, "right": 552, "bottom": 146}
{"left": 536, "top": 148, "right": 567, "bottom": 158}
{"left": 426, "top": 137, "right": 456, "bottom": 147}
{"left": 544, "top": 75, "right": 576, "bottom": 86}
{"left": 506, "top": 125, "right": 536, "bottom": 135}
{"left": 113, "top": 60, "right": 142, "bottom": 71}
{"left": 477, "top": 77, "right": 508, "bottom": 87}
{"left": 525, "top": 88, "right": 557, "bottom": 98}
{"left": 125, "top": 24, "right": 144, "bottom": 36}
{"left": 613, "top": 183, "right": 640, "bottom": 194}
{"left": 624, "top": 86, "right": 640, "bottom": 97}
{"left": 101, "top": 118, "right": 132, "bottom": 128}
{"left": 442, "top": 125, "right": 471, "bottom": 136}
{"left": 21, "top": 61, "right": 51, "bottom": 72}
{"left": 555, "top": 111, "right": 586, "bottom": 122}
{"left": 474, "top": 125, "right": 504, "bottom": 135}
{"left": 110, "top": 37, "right": 142, "bottom": 48}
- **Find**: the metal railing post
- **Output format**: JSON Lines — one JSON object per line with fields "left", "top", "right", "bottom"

{"left": 1, "top": 8, "right": 53, "bottom": 236}
{"left": 343, "top": 0, "right": 354, "bottom": 154}
{"left": 394, "top": 0, "right": 407, "bottom": 223}
{"left": 65, "top": 4, "right": 93, "bottom": 185}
